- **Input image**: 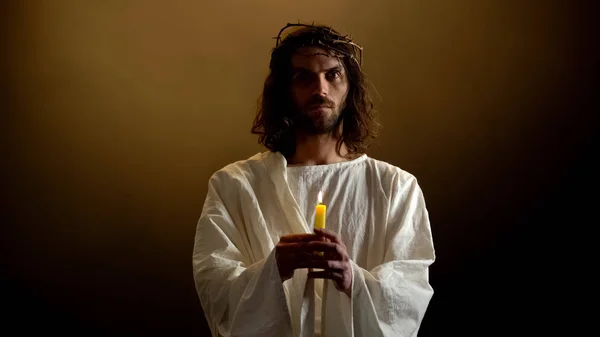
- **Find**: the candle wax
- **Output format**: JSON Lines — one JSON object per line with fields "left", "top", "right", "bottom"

{"left": 315, "top": 203, "right": 326, "bottom": 229}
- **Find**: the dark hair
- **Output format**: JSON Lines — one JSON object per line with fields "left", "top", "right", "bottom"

{"left": 250, "top": 24, "right": 380, "bottom": 159}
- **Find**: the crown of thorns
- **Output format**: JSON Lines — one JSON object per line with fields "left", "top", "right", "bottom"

{"left": 272, "top": 22, "right": 363, "bottom": 67}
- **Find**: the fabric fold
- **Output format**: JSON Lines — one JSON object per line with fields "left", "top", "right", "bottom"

{"left": 193, "top": 151, "right": 435, "bottom": 337}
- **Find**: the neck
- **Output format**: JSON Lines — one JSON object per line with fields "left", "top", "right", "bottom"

{"left": 287, "top": 132, "right": 349, "bottom": 166}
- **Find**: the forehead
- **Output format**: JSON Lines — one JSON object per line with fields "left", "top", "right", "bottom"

{"left": 291, "top": 46, "right": 343, "bottom": 70}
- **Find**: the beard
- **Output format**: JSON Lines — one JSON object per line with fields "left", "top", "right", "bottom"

{"left": 291, "top": 95, "right": 343, "bottom": 135}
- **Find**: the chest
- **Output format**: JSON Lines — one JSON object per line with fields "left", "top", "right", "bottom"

{"left": 285, "top": 169, "right": 390, "bottom": 265}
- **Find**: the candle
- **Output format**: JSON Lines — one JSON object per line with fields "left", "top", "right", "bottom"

{"left": 314, "top": 191, "right": 326, "bottom": 257}
{"left": 314, "top": 191, "right": 326, "bottom": 229}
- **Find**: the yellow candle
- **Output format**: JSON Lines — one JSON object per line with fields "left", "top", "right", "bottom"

{"left": 314, "top": 191, "right": 326, "bottom": 229}
{"left": 314, "top": 191, "right": 326, "bottom": 257}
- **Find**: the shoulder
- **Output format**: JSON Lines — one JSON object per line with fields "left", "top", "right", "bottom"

{"left": 208, "top": 151, "right": 271, "bottom": 187}
{"left": 361, "top": 156, "right": 424, "bottom": 202}
{"left": 363, "top": 155, "right": 419, "bottom": 185}
{"left": 360, "top": 158, "right": 432, "bottom": 226}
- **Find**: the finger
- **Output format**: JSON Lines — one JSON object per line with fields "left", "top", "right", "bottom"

{"left": 280, "top": 234, "right": 319, "bottom": 243}
{"left": 278, "top": 253, "right": 321, "bottom": 270}
{"left": 313, "top": 228, "right": 343, "bottom": 245}
{"left": 278, "top": 241, "right": 346, "bottom": 261}
{"left": 307, "top": 270, "right": 345, "bottom": 282}
{"left": 293, "top": 255, "right": 340, "bottom": 270}
{"left": 301, "top": 241, "right": 347, "bottom": 260}
{"left": 296, "top": 241, "right": 341, "bottom": 255}
{"left": 295, "top": 258, "right": 318, "bottom": 269}
{"left": 302, "top": 259, "right": 346, "bottom": 271}
{"left": 276, "top": 242, "right": 322, "bottom": 257}
{"left": 297, "top": 260, "right": 325, "bottom": 270}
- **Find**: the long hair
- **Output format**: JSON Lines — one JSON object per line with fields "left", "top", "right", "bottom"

{"left": 250, "top": 24, "right": 380, "bottom": 159}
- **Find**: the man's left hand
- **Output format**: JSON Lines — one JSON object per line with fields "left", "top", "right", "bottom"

{"left": 307, "top": 228, "right": 352, "bottom": 297}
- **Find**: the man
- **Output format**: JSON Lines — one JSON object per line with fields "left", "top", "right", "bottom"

{"left": 193, "top": 23, "right": 435, "bottom": 337}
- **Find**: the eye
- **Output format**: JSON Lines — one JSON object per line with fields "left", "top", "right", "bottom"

{"left": 292, "top": 71, "right": 311, "bottom": 83}
{"left": 327, "top": 70, "right": 342, "bottom": 81}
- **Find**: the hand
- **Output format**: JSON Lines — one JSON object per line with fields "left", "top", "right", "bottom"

{"left": 275, "top": 232, "right": 324, "bottom": 282}
{"left": 308, "top": 228, "right": 352, "bottom": 297}
{"left": 275, "top": 228, "right": 352, "bottom": 297}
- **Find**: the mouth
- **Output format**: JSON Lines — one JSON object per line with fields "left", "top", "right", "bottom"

{"left": 307, "top": 105, "right": 332, "bottom": 112}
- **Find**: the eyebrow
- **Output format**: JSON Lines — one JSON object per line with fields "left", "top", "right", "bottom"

{"left": 292, "top": 65, "right": 344, "bottom": 74}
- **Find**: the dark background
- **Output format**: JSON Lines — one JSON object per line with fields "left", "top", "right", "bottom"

{"left": 2, "top": 1, "right": 597, "bottom": 336}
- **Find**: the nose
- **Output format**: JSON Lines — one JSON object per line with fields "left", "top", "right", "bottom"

{"left": 312, "top": 74, "right": 329, "bottom": 97}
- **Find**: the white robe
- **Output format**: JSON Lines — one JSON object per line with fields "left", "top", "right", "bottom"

{"left": 192, "top": 151, "right": 435, "bottom": 337}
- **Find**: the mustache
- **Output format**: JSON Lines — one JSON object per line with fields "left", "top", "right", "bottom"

{"left": 305, "top": 95, "right": 335, "bottom": 108}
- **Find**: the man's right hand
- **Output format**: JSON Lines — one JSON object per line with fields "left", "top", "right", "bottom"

{"left": 275, "top": 233, "right": 329, "bottom": 282}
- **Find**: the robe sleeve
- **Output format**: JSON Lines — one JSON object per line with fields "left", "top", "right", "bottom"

{"left": 350, "top": 173, "right": 435, "bottom": 337}
{"left": 192, "top": 171, "right": 292, "bottom": 337}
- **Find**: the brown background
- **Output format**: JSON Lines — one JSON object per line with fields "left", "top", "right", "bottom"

{"left": 2, "top": 0, "right": 597, "bottom": 336}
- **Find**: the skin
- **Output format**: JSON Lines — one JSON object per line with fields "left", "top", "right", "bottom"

{"left": 275, "top": 46, "right": 353, "bottom": 297}
{"left": 276, "top": 228, "right": 353, "bottom": 297}
{"left": 288, "top": 46, "right": 350, "bottom": 166}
